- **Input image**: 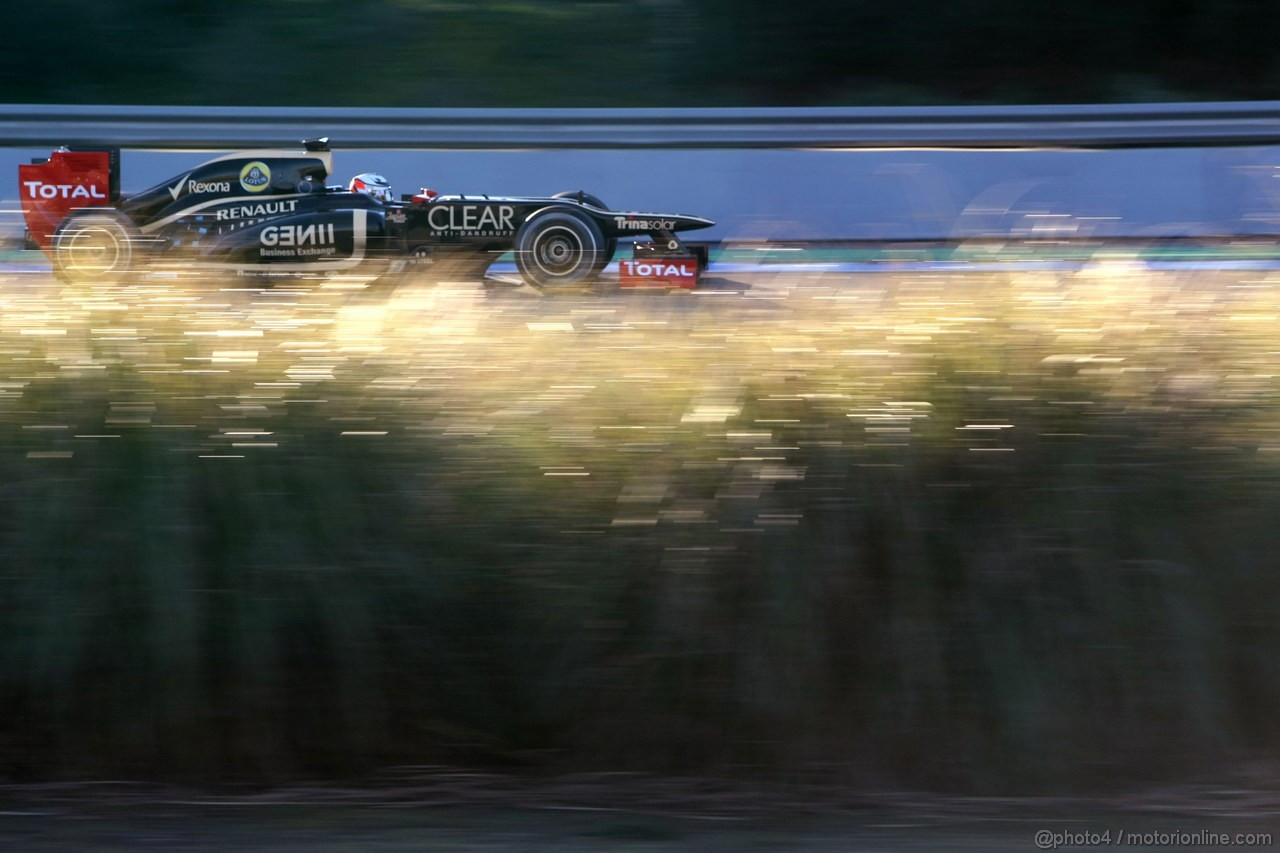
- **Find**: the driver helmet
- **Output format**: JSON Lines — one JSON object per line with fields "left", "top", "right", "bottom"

{"left": 349, "top": 172, "right": 393, "bottom": 203}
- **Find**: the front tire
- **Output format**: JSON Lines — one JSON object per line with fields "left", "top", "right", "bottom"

{"left": 553, "top": 192, "right": 616, "bottom": 272}
{"left": 514, "top": 209, "right": 606, "bottom": 290}
{"left": 51, "top": 212, "right": 140, "bottom": 284}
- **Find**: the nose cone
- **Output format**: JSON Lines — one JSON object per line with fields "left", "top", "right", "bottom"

{"left": 677, "top": 214, "right": 715, "bottom": 231}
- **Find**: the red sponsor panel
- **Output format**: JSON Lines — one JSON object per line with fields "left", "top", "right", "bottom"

{"left": 618, "top": 257, "right": 700, "bottom": 289}
{"left": 19, "top": 151, "right": 112, "bottom": 250}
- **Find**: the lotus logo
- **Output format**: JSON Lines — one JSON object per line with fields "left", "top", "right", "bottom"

{"left": 240, "top": 161, "right": 271, "bottom": 193}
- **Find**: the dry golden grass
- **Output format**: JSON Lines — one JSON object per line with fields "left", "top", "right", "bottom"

{"left": 1, "top": 264, "right": 1278, "bottom": 790}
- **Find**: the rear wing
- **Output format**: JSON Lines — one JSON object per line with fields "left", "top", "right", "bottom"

{"left": 19, "top": 148, "right": 120, "bottom": 250}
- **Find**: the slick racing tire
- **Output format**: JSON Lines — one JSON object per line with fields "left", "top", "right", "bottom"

{"left": 51, "top": 211, "right": 141, "bottom": 284}
{"left": 553, "top": 191, "right": 616, "bottom": 272}
{"left": 514, "top": 208, "right": 607, "bottom": 290}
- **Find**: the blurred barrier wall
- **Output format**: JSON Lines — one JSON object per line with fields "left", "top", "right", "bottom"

{"left": 3, "top": 102, "right": 1280, "bottom": 148}
{"left": 3, "top": 103, "right": 1280, "bottom": 242}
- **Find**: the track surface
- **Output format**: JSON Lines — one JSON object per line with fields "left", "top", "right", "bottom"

{"left": 2, "top": 777, "right": 1278, "bottom": 852}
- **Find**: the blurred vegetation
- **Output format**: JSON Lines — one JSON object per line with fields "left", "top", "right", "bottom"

{"left": 1, "top": 266, "right": 1279, "bottom": 791}
{"left": 1, "top": 0, "right": 1278, "bottom": 106}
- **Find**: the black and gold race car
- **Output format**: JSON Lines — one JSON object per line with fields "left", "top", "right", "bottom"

{"left": 20, "top": 138, "right": 713, "bottom": 289}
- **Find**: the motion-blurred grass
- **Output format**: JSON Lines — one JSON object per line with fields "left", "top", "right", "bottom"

{"left": 1, "top": 265, "right": 1279, "bottom": 791}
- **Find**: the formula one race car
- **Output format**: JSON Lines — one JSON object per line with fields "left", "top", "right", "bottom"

{"left": 19, "top": 139, "right": 714, "bottom": 290}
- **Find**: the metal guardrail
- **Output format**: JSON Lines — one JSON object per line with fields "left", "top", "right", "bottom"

{"left": 2, "top": 102, "right": 1280, "bottom": 150}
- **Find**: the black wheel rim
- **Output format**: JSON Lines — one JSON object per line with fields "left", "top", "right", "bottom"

{"left": 61, "top": 224, "right": 124, "bottom": 277}
{"left": 531, "top": 226, "right": 585, "bottom": 278}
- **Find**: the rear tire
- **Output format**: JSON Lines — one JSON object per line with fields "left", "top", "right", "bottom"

{"left": 514, "top": 209, "right": 606, "bottom": 290}
{"left": 51, "top": 212, "right": 140, "bottom": 284}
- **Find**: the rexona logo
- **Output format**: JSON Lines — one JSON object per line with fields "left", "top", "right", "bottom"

{"left": 427, "top": 205, "right": 515, "bottom": 234}
{"left": 259, "top": 223, "right": 337, "bottom": 257}
{"left": 169, "top": 174, "right": 232, "bottom": 200}
{"left": 240, "top": 161, "right": 271, "bottom": 193}
{"left": 190, "top": 180, "right": 231, "bottom": 193}
{"left": 22, "top": 182, "right": 107, "bottom": 200}
{"left": 615, "top": 217, "right": 677, "bottom": 231}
